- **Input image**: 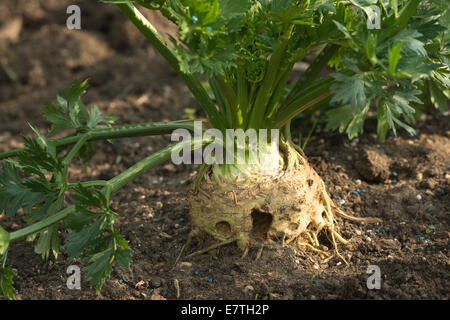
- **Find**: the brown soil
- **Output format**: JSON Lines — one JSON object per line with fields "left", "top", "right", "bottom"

{"left": 0, "top": 0, "right": 449, "bottom": 300}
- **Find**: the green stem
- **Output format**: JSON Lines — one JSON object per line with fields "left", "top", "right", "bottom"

{"left": 67, "top": 180, "right": 109, "bottom": 188}
{"left": 285, "top": 44, "right": 339, "bottom": 105}
{"left": 61, "top": 133, "right": 91, "bottom": 167}
{"left": 248, "top": 24, "right": 294, "bottom": 129}
{"left": 116, "top": 3, "right": 226, "bottom": 132}
{"left": 302, "top": 118, "right": 318, "bottom": 150}
{"left": 264, "top": 64, "right": 294, "bottom": 119}
{"left": 0, "top": 121, "right": 196, "bottom": 160}
{"left": 9, "top": 206, "right": 75, "bottom": 241}
{"left": 236, "top": 63, "right": 249, "bottom": 128}
{"left": 108, "top": 137, "right": 210, "bottom": 193}
{"left": 7, "top": 137, "right": 212, "bottom": 242}
{"left": 270, "top": 77, "right": 334, "bottom": 129}
{"left": 214, "top": 75, "right": 238, "bottom": 128}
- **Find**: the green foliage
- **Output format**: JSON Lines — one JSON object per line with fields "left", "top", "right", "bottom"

{"left": 111, "top": 0, "right": 448, "bottom": 137}
{"left": 0, "top": 79, "right": 130, "bottom": 293}
{"left": 64, "top": 185, "right": 131, "bottom": 291}
{"left": 0, "top": 266, "right": 15, "bottom": 300}
{"left": 324, "top": 1, "right": 448, "bottom": 140}
{"left": 119, "top": 0, "right": 449, "bottom": 138}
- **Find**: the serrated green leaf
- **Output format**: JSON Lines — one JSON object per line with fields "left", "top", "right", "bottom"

{"left": 34, "top": 224, "right": 61, "bottom": 261}
{"left": 82, "top": 247, "right": 114, "bottom": 291}
{"left": 346, "top": 105, "right": 369, "bottom": 139}
{"left": 391, "top": 29, "right": 427, "bottom": 57}
{"left": 66, "top": 79, "right": 90, "bottom": 114}
{"left": 326, "top": 104, "right": 356, "bottom": 133}
{"left": 115, "top": 248, "right": 132, "bottom": 269}
{"left": 0, "top": 266, "right": 16, "bottom": 300}
{"left": 42, "top": 103, "right": 72, "bottom": 135}
{"left": 429, "top": 80, "right": 449, "bottom": 112}
{"left": 0, "top": 162, "right": 52, "bottom": 217}
{"left": 331, "top": 73, "right": 366, "bottom": 108}
{"left": 87, "top": 105, "right": 118, "bottom": 129}
{"left": 65, "top": 217, "right": 108, "bottom": 260}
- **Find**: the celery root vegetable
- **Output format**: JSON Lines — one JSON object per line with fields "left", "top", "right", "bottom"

{"left": 0, "top": 0, "right": 449, "bottom": 298}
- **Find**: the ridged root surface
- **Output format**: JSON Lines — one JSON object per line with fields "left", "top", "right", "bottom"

{"left": 187, "top": 144, "right": 371, "bottom": 262}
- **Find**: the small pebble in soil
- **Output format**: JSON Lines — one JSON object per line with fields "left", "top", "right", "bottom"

{"left": 337, "top": 196, "right": 345, "bottom": 207}
{"left": 355, "top": 179, "right": 361, "bottom": 185}
{"left": 445, "top": 173, "right": 450, "bottom": 181}
{"left": 244, "top": 285, "right": 254, "bottom": 294}
{"left": 416, "top": 194, "right": 422, "bottom": 200}
{"left": 205, "top": 277, "right": 213, "bottom": 283}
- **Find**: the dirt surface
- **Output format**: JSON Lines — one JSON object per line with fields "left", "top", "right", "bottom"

{"left": 0, "top": 1, "right": 449, "bottom": 300}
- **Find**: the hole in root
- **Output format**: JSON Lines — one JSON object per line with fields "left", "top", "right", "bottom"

{"left": 215, "top": 221, "right": 232, "bottom": 237}
{"left": 251, "top": 209, "right": 273, "bottom": 239}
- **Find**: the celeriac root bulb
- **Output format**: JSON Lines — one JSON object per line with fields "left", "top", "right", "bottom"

{"left": 187, "top": 142, "right": 378, "bottom": 262}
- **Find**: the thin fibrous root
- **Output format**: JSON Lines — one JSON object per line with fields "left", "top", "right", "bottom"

{"left": 255, "top": 246, "right": 264, "bottom": 260}
{"left": 186, "top": 237, "right": 238, "bottom": 259}
{"left": 297, "top": 241, "right": 330, "bottom": 257}
{"left": 322, "top": 189, "right": 348, "bottom": 265}
{"left": 241, "top": 246, "right": 249, "bottom": 259}
{"left": 333, "top": 230, "right": 348, "bottom": 244}
{"left": 170, "top": 233, "right": 195, "bottom": 271}
{"left": 334, "top": 206, "right": 382, "bottom": 223}
{"left": 306, "top": 231, "right": 319, "bottom": 247}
